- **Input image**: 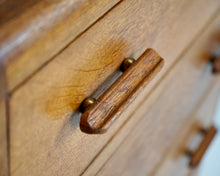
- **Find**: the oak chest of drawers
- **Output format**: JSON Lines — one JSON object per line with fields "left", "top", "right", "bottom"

{"left": 0, "top": 0, "right": 220, "bottom": 176}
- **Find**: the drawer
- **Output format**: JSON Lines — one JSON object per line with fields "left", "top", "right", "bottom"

{"left": 0, "top": 0, "right": 121, "bottom": 91}
{"left": 9, "top": 0, "right": 220, "bottom": 176}
{"left": 84, "top": 12, "right": 220, "bottom": 176}
{"left": 155, "top": 80, "right": 220, "bottom": 176}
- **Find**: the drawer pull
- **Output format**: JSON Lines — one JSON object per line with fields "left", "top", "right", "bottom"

{"left": 80, "top": 48, "right": 164, "bottom": 134}
{"left": 211, "top": 55, "right": 220, "bottom": 73}
{"left": 210, "top": 46, "right": 220, "bottom": 73}
{"left": 187, "top": 126, "right": 217, "bottom": 167}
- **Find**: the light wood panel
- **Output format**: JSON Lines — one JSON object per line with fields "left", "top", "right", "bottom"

{"left": 0, "top": 100, "right": 8, "bottom": 176}
{"left": 86, "top": 12, "right": 220, "bottom": 176}
{"left": 0, "top": 0, "right": 121, "bottom": 91}
{"left": 9, "top": 0, "right": 220, "bottom": 175}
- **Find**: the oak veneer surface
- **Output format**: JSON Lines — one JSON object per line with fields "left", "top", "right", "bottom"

{"left": 9, "top": 0, "right": 220, "bottom": 175}
{"left": 0, "top": 0, "right": 121, "bottom": 91}
{"left": 0, "top": 100, "right": 8, "bottom": 176}
{"left": 87, "top": 12, "right": 220, "bottom": 176}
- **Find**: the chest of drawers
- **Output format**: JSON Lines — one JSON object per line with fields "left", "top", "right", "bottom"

{"left": 0, "top": 0, "right": 220, "bottom": 176}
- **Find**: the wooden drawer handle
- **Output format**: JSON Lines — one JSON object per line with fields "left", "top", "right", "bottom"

{"left": 211, "top": 55, "right": 220, "bottom": 73}
{"left": 210, "top": 46, "right": 220, "bottom": 73}
{"left": 188, "top": 126, "right": 217, "bottom": 167}
{"left": 80, "top": 48, "right": 164, "bottom": 134}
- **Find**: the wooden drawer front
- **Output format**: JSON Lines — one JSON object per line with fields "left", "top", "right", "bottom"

{"left": 0, "top": 0, "right": 121, "bottom": 91}
{"left": 155, "top": 83, "right": 220, "bottom": 176}
{"left": 85, "top": 12, "right": 220, "bottom": 176}
{"left": 9, "top": 0, "right": 220, "bottom": 176}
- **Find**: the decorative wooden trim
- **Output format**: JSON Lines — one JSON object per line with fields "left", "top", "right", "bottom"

{"left": 80, "top": 48, "right": 164, "bottom": 134}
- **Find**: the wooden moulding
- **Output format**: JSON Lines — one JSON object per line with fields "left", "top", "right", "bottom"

{"left": 0, "top": 100, "right": 8, "bottom": 176}
{"left": 189, "top": 126, "right": 217, "bottom": 167}
{"left": 80, "top": 48, "right": 164, "bottom": 134}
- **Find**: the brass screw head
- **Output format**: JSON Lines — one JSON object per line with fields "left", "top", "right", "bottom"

{"left": 185, "top": 150, "right": 193, "bottom": 158}
{"left": 199, "top": 128, "right": 207, "bottom": 135}
{"left": 121, "top": 58, "right": 135, "bottom": 72}
{"left": 81, "top": 97, "right": 96, "bottom": 112}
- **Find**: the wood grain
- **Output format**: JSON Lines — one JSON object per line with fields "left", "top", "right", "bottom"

{"left": 0, "top": 0, "right": 121, "bottom": 91}
{"left": 80, "top": 49, "right": 164, "bottom": 134}
{"left": 84, "top": 12, "right": 220, "bottom": 176}
{"left": 9, "top": 0, "right": 220, "bottom": 175}
{"left": 0, "top": 100, "right": 8, "bottom": 176}
{"left": 189, "top": 126, "right": 217, "bottom": 167}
